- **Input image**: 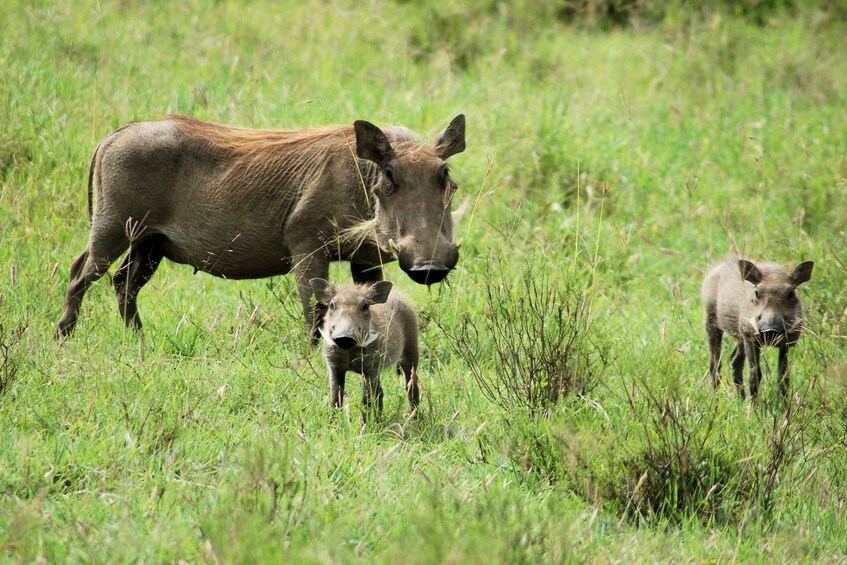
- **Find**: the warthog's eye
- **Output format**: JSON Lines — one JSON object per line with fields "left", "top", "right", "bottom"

{"left": 752, "top": 288, "right": 760, "bottom": 302}
{"left": 383, "top": 166, "right": 396, "bottom": 187}
{"left": 442, "top": 166, "right": 458, "bottom": 206}
{"left": 328, "top": 301, "right": 336, "bottom": 311}
{"left": 361, "top": 302, "right": 369, "bottom": 312}
{"left": 787, "top": 288, "right": 796, "bottom": 301}
{"left": 442, "top": 166, "right": 455, "bottom": 187}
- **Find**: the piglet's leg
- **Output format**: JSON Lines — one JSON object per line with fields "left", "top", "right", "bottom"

{"left": 777, "top": 346, "right": 790, "bottom": 397}
{"left": 706, "top": 321, "right": 724, "bottom": 388}
{"left": 362, "top": 371, "right": 384, "bottom": 413}
{"left": 744, "top": 341, "right": 762, "bottom": 400}
{"left": 329, "top": 367, "right": 346, "bottom": 408}
{"left": 730, "top": 343, "right": 746, "bottom": 399}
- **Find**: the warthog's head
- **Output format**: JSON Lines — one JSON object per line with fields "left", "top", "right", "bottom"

{"left": 740, "top": 259, "right": 814, "bottom": 347}
{"left": 354, "top": 115, "right": 466, "bottom": 285}
{"left": 310, "top": 278, "right": 392, "bottom": 350}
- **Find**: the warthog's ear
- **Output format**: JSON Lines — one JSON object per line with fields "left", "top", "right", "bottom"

{"left": 365, "top": 281, "right": 393, "bottom": 305}
{"left": 354, "top": 120, "right": 394, "bottom": 168}
{"left": 309, "top": 278, "right": 335, "bottom": 304}
{"left": 435, "top": 114, "right": 466, "bottom": 160}
{"left": 790, "top": 261, "right": 814, "bottom": 286}
{"left": 738, "top": 260, "right": 762, "bottom": 285}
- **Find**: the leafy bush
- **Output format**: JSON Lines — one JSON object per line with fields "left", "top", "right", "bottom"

{"left": 599, "top": 351, "right": 822, "bottom": 524}
{"left": 439, "top": 257, "right": 612, "bottom": 413}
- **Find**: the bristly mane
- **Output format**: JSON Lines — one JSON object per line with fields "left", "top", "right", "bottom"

{"left": 169, "top": 115, "right": 421, "bottom": 154}
{"left": 169, "top": 114, "right": 354, "bottom": 153}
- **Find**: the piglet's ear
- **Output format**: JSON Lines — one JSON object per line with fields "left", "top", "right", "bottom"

{"left": 738, "top": 260, "right": 762, "bottom": 285}
{"left": 365, "top": 281, "right": 393, "bottom": 305}
{"left": 309, "top": 278, "right": 335, "bottom": 304}
{"left": 354, "top": 120, "right": 394, "bottom": 168}
{"left": 791, "top": 261, "right": 814, "bottom": 286}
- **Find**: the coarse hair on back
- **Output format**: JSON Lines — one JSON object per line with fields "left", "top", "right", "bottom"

{"left": 169, "top": 115, "right": 424, "bottom": 156}
{"left": 168, "top": 114, "right": 355, "bottom": 155}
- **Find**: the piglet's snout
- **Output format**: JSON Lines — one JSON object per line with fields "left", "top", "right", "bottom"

{"left": 328, "top": 319, "right": 369, "bottom": 350}
{"left": 331, "top": 334, "right": 358, "bottom": 350}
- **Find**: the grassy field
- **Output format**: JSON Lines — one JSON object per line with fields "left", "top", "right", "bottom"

{"left": 2, "top": 0, "right": 847, "bottom": 562}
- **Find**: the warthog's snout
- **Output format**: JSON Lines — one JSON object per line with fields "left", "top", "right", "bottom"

{"left": 397, "top": 244, "right": 460, "bottom": 285}
{"left": 754, "top": 309, "right": 802, "bottom": 347}
{"left": 331, "top": 334, "right": 358, "bottom": 350}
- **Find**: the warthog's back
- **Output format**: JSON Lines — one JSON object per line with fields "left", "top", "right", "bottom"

{"left": 702, "top": 260, "right": 746, "bottom": 338}
{"left": 93, "top": 116, "right": 371, "bottom": 279}
{"left": 702, "top": 260, "right": 789, "bottom": 339}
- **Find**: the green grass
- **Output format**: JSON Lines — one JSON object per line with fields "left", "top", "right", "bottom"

{"left": 2, "top": 0, "right": 847, "bottom": 562}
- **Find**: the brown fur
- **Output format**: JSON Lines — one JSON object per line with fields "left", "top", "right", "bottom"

{"left": 56, "top": 114, "right": 465, "bottom": 341}
{"left": 701, "top": 258, "right": 814, "bottom": 399}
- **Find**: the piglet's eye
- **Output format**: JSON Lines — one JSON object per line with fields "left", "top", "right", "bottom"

{"left": 361, "top": 302, "right": 369, "bottom": 312}
{"left": 753, "top": 288, "right": 760, "bottom": 301}
{"left": 787, "top": 289, "right": 796, "bottom": 301}
{"left": 328, "top": 301, "right": 336, "bottom": 311}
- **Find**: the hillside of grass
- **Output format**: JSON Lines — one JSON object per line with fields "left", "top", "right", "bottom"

{"left": 2, "top": 1, "right": 847, "bottom": 562}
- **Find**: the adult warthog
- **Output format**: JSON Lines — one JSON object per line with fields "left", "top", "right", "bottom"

{"left": 56, "top": 114, "right": 466, "bottom": 340}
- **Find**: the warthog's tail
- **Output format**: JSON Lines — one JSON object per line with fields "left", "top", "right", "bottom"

{"left": 86, "top": 149, "right": 96, "bottom": 224}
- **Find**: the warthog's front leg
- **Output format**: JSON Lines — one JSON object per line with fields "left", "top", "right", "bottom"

{"left": 292, "top": 251, "right": 330, "bottom": 346}
{"left": 113, "top": 236, "right": 164, "bottom": 331}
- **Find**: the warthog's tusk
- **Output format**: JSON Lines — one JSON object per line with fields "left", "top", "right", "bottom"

{"left": 456, "top": 238, "right": 464, "bottom": 250}
{"left": 388, "top": 239, "right": 400, "bottom": 254}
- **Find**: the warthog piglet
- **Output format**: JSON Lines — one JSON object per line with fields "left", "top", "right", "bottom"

{"left": 701, "top": 258, "right": 814, "bottom": 398}
{"left": 310, "top": 278, "right": 420, "bottom": 413}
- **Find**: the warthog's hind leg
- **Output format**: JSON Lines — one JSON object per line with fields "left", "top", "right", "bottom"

{"left": 56, "top": 229, "right": 129, "bottom": 338}
{"left": 113, "top": 236, "right": 165, "bottom": 331}
{"left": 705, "top": 314, "right": 723, "bottom": 388}
{"left": 399, "top": 361, "right": 419, "bottom": 411}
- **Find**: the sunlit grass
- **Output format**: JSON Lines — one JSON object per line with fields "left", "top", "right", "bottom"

{"left": 2, "top": 0, "right": 846, "bottom": 561}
